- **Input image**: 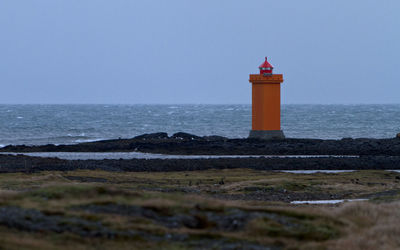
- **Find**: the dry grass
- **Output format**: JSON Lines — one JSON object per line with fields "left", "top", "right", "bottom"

{"left": 0, "top": 169, "right": 399, "bottom": 249}
{"left": 0, "top": 228, "right": 170, "bottom": 250}
{"left": 326, "top": 201, "right": 400, "bottom": 250}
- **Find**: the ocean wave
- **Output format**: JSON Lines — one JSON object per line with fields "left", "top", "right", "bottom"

{"left": 41, "top": 135, "right": 93, "bottom": 141}
{"left": 74, "top": 138, "right": 106, "bottom": 143}
{"left": 7, "top": 135, "right": 105, "bottom": 146}
{"left": 1, "top": 104, "right": 399, "bottom": 144}
{"left": 67, "top": 128, "right": 96, "bottom": 133}
{"left": 67, "top": 133, "right": 86, "bottom": 137}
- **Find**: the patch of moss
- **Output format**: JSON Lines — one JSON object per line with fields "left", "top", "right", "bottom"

{"left": 248, "top": 216, "right": 340, "bottom": 241}
{"left": 280, "top": 182, "right": 308, "bottom": 191}
{"left": 26, "top": 185, "right": 97, "bottom": 200}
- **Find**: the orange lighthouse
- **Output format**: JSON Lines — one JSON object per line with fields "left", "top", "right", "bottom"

{"left": 249, "top": 57, "right": 285, "bottom": 139}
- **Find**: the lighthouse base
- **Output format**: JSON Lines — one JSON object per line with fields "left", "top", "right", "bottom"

{"left": 249, "top": 130, "right": 285, "bottom": 140}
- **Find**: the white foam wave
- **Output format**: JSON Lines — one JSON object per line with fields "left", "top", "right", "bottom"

{"left": 74, "top": 138, "right": 105, "bottom": 143}
{"left": 5, "top": 135, "right": 103, "bottom": 146}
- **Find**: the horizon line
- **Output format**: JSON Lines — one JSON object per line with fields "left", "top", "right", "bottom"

{"left": 1, "top": 103, "right": 400, "bottom": 105}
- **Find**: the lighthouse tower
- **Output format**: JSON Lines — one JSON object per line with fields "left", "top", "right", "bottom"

{"left": 249, "top": 57, "right": 285, "bottom": 139}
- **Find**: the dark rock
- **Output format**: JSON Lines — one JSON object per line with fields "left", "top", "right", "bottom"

{"left": 3, "top": 132, "right": 400, "bottom": 156}
{"left": 76, "top": 204, "right": 261, "bottom": 232}
{"left": 341, "top": 137, "right": 353, "bottom": 141}
{"left": 0, "top": 206, "right": 118, "bottom": 237}
{"left": 2, "top": 154, "right": 400, "bottom": 174}
{"left": 0, "top": 206, "right": 195, "bottom": 242}
{"left": 134, "top": 132, "right": 169, "bottom": 140}
{"left": 202, "top": 135, "right": 228, "bottom": 141}
{"left": 171, "top": 132, "right": 202, "bottom": 140}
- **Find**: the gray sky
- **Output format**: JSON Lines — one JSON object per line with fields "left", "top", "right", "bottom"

{"left": 1, "top": 0, "right": 399, "bottom": 104}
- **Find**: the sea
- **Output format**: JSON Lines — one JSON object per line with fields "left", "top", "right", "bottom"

{"left": 0, "top": 104, "right": 399, "bottom": 147}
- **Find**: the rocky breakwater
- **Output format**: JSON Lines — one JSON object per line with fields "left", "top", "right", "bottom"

{"left": 2, "top": 132, "right": 400, "bottom": 156}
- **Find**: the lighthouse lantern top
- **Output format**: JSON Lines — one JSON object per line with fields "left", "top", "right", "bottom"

{"left": 259, "top": 57, "right": 274, "bottom": 76}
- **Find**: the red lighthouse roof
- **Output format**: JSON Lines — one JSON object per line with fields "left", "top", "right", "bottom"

{"left": 259, "top": 57, "right": 274, "bottom": 69}
{"left": 259, "top": 57, "right": 274, "bottom": 75}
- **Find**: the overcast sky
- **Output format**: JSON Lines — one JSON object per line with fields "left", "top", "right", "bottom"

{"left": 0, "top": 0, "right": 399, "bottom": 104}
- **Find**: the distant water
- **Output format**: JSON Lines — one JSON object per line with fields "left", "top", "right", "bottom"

{"left": 0, "top": 152, "right": 358, "bottom": 160}
{"left": 0, "top": 104, "right": 399, "bottom": 146}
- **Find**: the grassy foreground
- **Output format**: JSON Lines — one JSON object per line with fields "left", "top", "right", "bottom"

{"left": 0, "top": 169, "right": 399, "bottom": 249}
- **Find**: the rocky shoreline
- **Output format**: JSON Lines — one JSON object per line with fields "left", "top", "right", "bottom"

{"left": 1, "top": 132, "right": 400, "bottom": 173}
{"left": 1, "top": 132, "right": 400, "bottom": 156}
{"left": 1, "top": 154, "right": 400, "bottom": 173}
{"left": 1, "top": 133, "right": 400, "bottom": 249}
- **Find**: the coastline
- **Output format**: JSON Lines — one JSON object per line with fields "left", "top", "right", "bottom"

{"left": 1, "top": 154, "right": 400, "bottom": 174}
{"left": 1, "top": 132, "right": 400, "bottom": 249}
{"left": 0, "top": 132, "right": 400, "bottom": 173}
{"left": 1, "top": 132, "right": 400, "bottom": 155}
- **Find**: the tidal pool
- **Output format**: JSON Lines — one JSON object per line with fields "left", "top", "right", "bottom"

{"left": 291, "top": 199, "right": 368, "bottom": 204}
{"left": 280, "top": 170, "right": 357, "bottom": 174}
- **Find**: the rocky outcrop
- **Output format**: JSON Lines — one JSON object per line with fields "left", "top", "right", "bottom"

{"left": 2, "top": 132, "right": 400, "bottom": 156}
{"left": 1, "top": 154, "right": 400, "bottom": 173}
{"left": 134, "top": 132, "right": 169, "bottom": 140}
{"left": 171, "top": 132, "right": 203, "bottom": 140}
